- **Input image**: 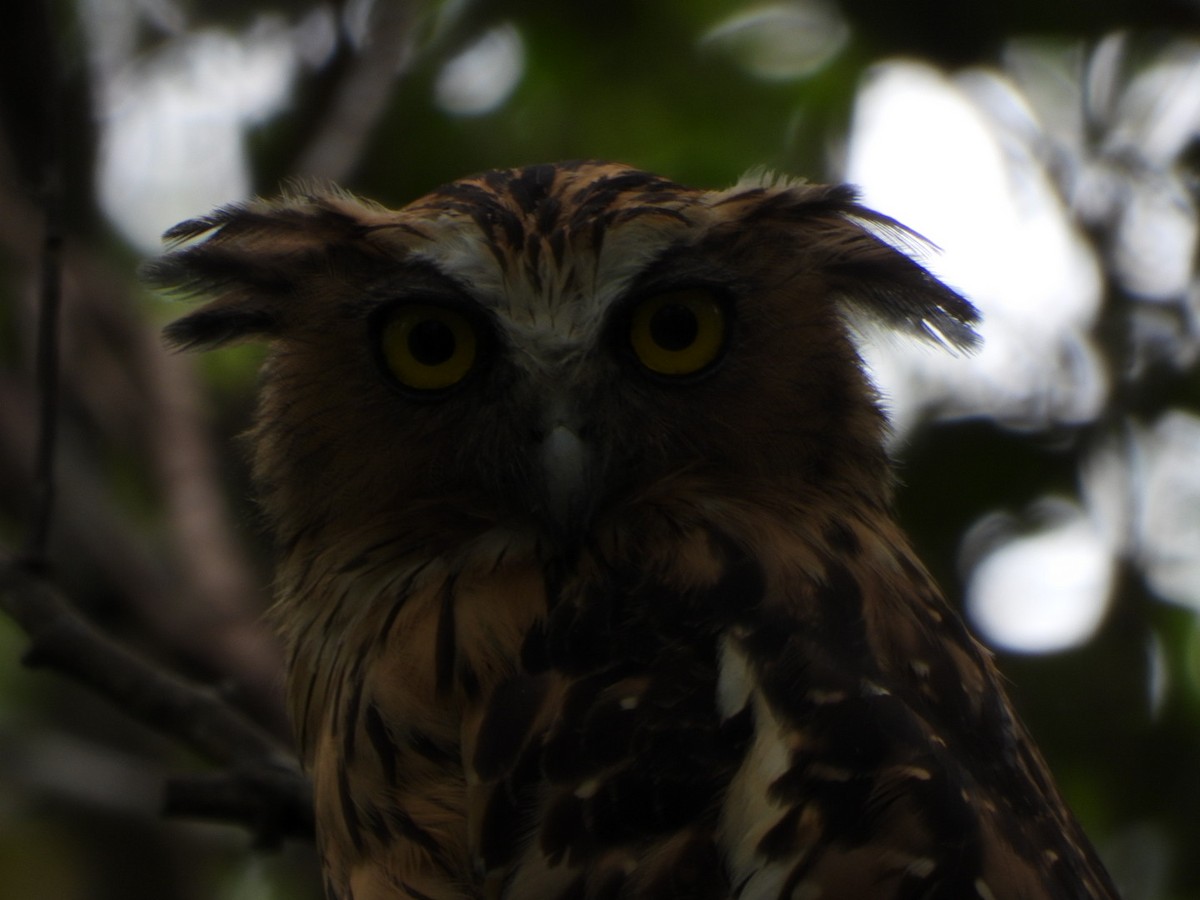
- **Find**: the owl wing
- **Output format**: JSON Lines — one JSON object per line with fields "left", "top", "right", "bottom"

{"left": 463, "top": 525, "right": 1121, "bottom": 900}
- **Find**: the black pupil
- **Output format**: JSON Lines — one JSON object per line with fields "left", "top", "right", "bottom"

{"left": 649, "top": 303, "right": 698, "bottom": 351}
{"left": 408, "top": 318, "right": 457, "bottom": 366}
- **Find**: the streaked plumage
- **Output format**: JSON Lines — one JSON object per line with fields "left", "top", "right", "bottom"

{"left": 150, "top": 161, "right": 1121, "bottom": 900}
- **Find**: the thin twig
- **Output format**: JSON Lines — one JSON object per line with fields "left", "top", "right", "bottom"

{"left": 23, "top": 1, "right": 64, "bottom": 566}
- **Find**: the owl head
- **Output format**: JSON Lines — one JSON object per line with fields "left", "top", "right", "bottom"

{"left": 148, "top": 162, "right": 976, "bottom": 556}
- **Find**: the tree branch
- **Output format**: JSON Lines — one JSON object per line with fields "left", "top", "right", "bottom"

{"left": 164, "top": 769, "right": 314, "bottom": 849}
{"left": 0, "top": 556, "right": 310, "bottom": 844}
{"left": 289, "top": 1, "right": 420, "bottom": 183}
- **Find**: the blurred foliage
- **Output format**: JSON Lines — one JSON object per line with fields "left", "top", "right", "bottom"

{"left": 1, "top": 0, "right": 1199, "bottom": 898}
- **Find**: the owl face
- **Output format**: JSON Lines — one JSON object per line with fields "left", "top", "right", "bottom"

{"left": 153, "top": 162, "right": 977, "bottom": 552}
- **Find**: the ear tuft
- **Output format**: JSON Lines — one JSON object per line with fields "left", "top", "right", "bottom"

{"left": 146, "top": 188, "right": 383, "bottom": 351}
{"left": 833, "top": 203, "right": 980, "bottom": 353}
{"left": 729, "top": 182, "right": 980, "bottom": 353}
{"left": 160, "top": 305, "right": 282, "bottom": 351}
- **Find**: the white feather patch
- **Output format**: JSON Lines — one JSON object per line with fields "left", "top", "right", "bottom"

{"left": 715, "top": 633, "right": 755, "bottom": 720}
{"left": 717, "top": 668, "right": 799, "bottom": 898}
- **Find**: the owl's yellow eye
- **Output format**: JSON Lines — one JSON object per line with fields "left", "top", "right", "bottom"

{"left": 629, "top": 289, "right": 727, "bottom": 376}
{"left": 379, "top": 304, "right": 479, "bottom": 391}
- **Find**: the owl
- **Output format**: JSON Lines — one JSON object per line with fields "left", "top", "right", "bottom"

{"left": 150, "top": 162, "right": 1121, "bottom": 900}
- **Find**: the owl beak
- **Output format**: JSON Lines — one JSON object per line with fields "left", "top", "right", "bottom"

{"left": 538, "top": 422, "right": 593, "bottom": 534}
